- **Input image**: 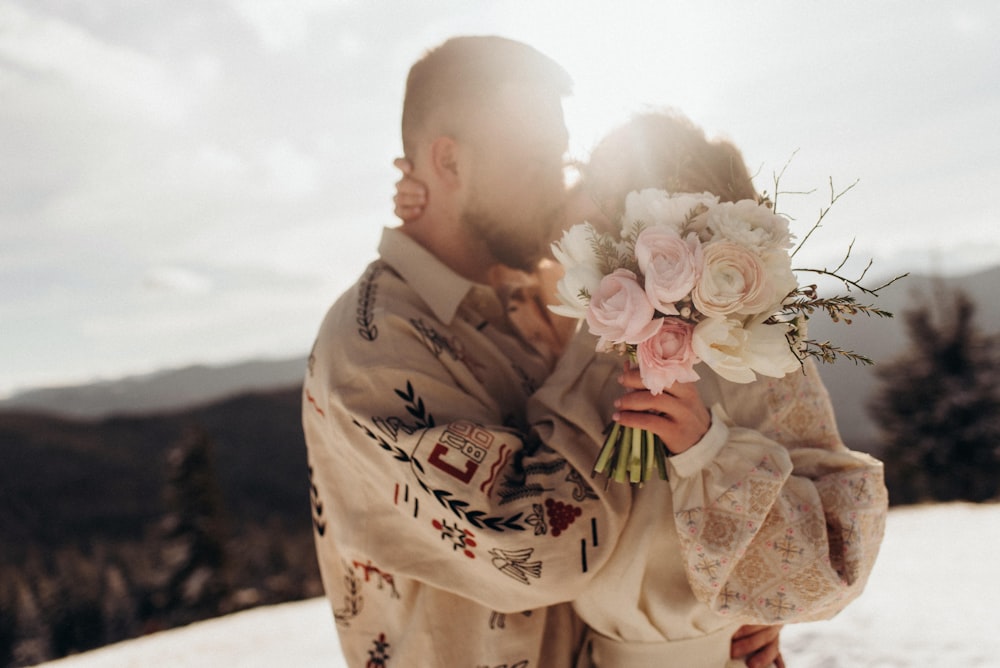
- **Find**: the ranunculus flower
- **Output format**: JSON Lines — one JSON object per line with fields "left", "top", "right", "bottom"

{"left": 635, "top": 228, "right": 703, "bottom": 314}
{"left": 692, "top": 241, "right": 773, "bottom": 318}
{"left": 636, "top": 317, "right": 701, "bottom": 394}
{"left": 705, "top": 199, "right": 794, "bottom": 253}
{"left": 621, "top": 189, "right": 718, "bottom": 242}
{"left": 691, "top": 317, "right": 757, "bottom": 383}
{"left": 585, "top": 269, "right": 661, "bottom": 349}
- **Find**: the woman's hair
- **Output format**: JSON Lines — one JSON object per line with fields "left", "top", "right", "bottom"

{"left": 582, "top": 110, "right": 759, "bottom": 218}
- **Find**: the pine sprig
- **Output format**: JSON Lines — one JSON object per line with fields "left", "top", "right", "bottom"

{"left": 781, "top": 286, "right": 894, "bottom": 325}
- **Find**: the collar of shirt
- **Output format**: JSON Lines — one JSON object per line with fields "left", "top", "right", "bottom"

{"left": 378, "top": 227, "right": 507, "bottom": 329}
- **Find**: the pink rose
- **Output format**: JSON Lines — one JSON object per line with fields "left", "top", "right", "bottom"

{"left": 636, "top": 317, "right": 701, "bottom": 394}
{"left": 635, "top": 228, "right": 703, "bottom": 314}
{"left": 586, "top": 269, "right": 661, "bottom": 349}
{"left": 691, "top": 241, "right": 772, "bottom": 318}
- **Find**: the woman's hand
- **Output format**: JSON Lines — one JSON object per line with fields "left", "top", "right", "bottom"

{"left": 731, "top": 624, "right": 785, "bottom": 668}
{"left": 613, "top": 364, "right": 710, "bottom": 455}
{"left": 392, "top": 157, "right": 427, "bottom": 221}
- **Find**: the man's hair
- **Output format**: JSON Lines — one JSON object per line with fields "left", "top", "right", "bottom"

{"left": 401, "top": 36, "right": 572, "bottom": 157}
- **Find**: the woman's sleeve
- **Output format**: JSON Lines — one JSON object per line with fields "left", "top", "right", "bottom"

{"left": 667, "top": 358, "right": 888, "bottom": 623}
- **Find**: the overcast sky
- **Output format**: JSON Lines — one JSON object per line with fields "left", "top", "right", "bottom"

{"left": 2, "top": 0, "right": 998, "bottom": 395}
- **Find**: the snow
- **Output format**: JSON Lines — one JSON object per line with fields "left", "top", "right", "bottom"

{"left": 38, "top": 503, "right": 1000, "bottom": 668}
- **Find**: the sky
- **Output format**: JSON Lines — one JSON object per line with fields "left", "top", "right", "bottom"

{"left": 2, "top": 0, "right": 999, "bottom": 395}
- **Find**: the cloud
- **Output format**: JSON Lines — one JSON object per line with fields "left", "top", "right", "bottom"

{"left": 228, "top": 0, "right": 351, "bottom": 51}
{"left": 0, "top": 3, "right": 189, "bottom": 123}
{"left": 143, "top": 266, "right": 215, "bottom": 294}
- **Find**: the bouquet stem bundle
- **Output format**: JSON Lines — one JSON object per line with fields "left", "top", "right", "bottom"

{"left": 594, "top": 423, "right": 670, "bottom": 484}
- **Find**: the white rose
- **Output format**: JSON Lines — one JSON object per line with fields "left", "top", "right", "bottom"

{"left": 705, "top": 199, "right": 793, "bottom": 253}
{"left": 621, "top": 189, "right": 718, "bottom": 241}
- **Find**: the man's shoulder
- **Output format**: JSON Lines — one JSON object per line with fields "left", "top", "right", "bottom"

{"left": 317, "top": 259, "right": 428, "bottom": 343}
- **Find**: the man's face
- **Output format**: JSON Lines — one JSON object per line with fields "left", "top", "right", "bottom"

{"left": 459, "top": 84, "right": 568, "bottom": 272}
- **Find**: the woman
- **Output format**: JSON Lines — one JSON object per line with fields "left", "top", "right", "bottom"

{"left": 394, "top": 110, "right": 886, "bottom": 667}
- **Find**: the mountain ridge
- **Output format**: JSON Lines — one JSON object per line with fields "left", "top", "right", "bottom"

{"left": 4, "top": 265, "right": 998, "bottom": 448}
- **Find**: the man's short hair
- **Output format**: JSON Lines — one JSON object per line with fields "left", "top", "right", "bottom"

{"left": 401, "top": 36, "right": 572, "bottom": 156}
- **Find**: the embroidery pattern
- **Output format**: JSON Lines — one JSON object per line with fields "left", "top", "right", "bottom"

{"left": 353, "top": 560, "right": 401, "bottom": 599}
{"left": 433, "top": 518, "right": 477, "bottom": 559}
{"left": 366, "top": 632, "right": 391, "bottom": 667}
{"left": 565, "top": 468, "right": 598, "bottom": 502}
{"left": 357, "top": 263, "right": 383, "bottom": 342}
{"left": 524, "top": 503, "right": 547, "bottom": 536}
{"left": 497, "top": 453, "right": 564, "bottom": 506}
{"left": 352, "top": 383, "right": 527, "bottom": 532}
{"left": 544, "top": 498, "right": 582, "bottom": 537}
{"left": 309, "top": 465, "right": 326, "bottom": 537}
{"left": 489, "top": 547, "right": 542, "bottom": 585}
{"left": 411, "top": 317, "right": 464, "bottom": 361}
{"left": 333, "top": 560, "right": 363, "bottom": 627}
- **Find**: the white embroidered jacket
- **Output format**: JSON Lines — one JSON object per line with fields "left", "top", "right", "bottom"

{"left": 303, "top": 227, "right": 887, "bottom": 668}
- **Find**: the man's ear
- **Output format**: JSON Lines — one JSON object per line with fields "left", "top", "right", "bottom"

{"left": 429, "top": 136, "right": 462, "bottom": 188}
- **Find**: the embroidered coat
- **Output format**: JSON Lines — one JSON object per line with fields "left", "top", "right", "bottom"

{"left": 303, "top": 227, "right": 887, "bottom": 667}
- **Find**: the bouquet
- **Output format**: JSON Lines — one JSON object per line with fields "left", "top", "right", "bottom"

{"left": 551, "top": 187, "right": 897, "bottom": 484}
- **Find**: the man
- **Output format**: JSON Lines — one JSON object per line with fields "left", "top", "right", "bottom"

{"left": 304, "top": 36, "right": 797, "bottom": 666}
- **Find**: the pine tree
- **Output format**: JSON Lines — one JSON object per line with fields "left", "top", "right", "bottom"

{"left": 869, "top": 284, "right": 1000, "bottom": 503}
{"left": 159, "top": 426, "right": 229, "bottom": 623}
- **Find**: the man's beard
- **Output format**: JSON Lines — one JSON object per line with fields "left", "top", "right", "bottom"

{"left": 461, "top": 206, "right": 560, "bottom": 273}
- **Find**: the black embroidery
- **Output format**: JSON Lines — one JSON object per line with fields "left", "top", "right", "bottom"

{"left": 357, "top": 263, "right": 383, "bottom": 341}
{"left": 350, "top": 382, "right": 525, "bottom": 532}
{"left": 367, "top": 633, "right": 391, "bottom": 666}
{"left": 565, "top": 468, "right": 599, "bottom": 502}
{"left": 524, "top": 503, "right": 548, "bottom": 535}
{"left": 309, "top": 465, "right": 326, "bottom": 536}
{"left": 411, "top": 317, "right": 463, "bottom": 360}
{"left": 333, "top": 560, "right": 363, "bottom": 627}
{"left": 489, "top": 547, "right": 542, "bottom": 585}
{"left": 497, "top": 440, "right": 565, "bottom": 506}
{"left": 395, "top": 380, "right": 436, "bottom": 428}
{"left": 511, "top": 363, "right": 538, "bottom": 396}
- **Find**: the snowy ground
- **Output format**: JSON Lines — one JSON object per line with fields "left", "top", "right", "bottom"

{"left": 38, "top": 502, "right": 1000, "bottom": 668}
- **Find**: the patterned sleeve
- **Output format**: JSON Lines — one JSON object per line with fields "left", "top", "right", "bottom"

{"left": 667, "top": 359, "right": 888, "bottom": 623}
{"left": 304, "top": 287, "right": 631, "bottom": 615}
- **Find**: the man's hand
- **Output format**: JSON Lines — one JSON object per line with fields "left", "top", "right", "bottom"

{"left": 731, "top": 624, "right": 784, "bottom": 668}
{"left": 613, "top": 365, "right": 710, "bottom": 455}
{"left": 392, "top": 157, "right": 427, "bottom": 221}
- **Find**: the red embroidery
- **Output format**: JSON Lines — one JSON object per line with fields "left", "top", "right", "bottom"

{"left": 544, "top": 498, "right": 582, "bottom": 537}
{"left": 305, "top": 388, "right": 325, "bottom": 416}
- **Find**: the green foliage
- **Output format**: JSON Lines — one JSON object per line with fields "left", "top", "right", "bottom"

{"left": 869, "top": 284, "right": 1000, "bottom": 504}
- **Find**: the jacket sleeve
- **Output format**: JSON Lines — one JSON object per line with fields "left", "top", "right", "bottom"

{"left": 667, "top": 358, "right": 888, "bottom": 623}
{"left": 304, "top": 303, "right": 631, "bottom": 614}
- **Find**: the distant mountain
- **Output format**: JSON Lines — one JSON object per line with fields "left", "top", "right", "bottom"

{"left": 3, "top": 265, "right": 998, "bottom": 452}
{"left": 807, "top": 264, "right": 1000, "bottom": 452}
{"left": 0, "top": 357, "right": 308, "bottom": 419}
{"left": 0, "top": 387, "right": 308, "bottom": 550}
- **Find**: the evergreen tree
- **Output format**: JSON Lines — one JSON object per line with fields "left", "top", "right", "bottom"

{"left": 869, "top": 284, "right": 1000, "bottom": 503}
{"left": 159, "top": 426, "right": 229, "bottom": 622}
